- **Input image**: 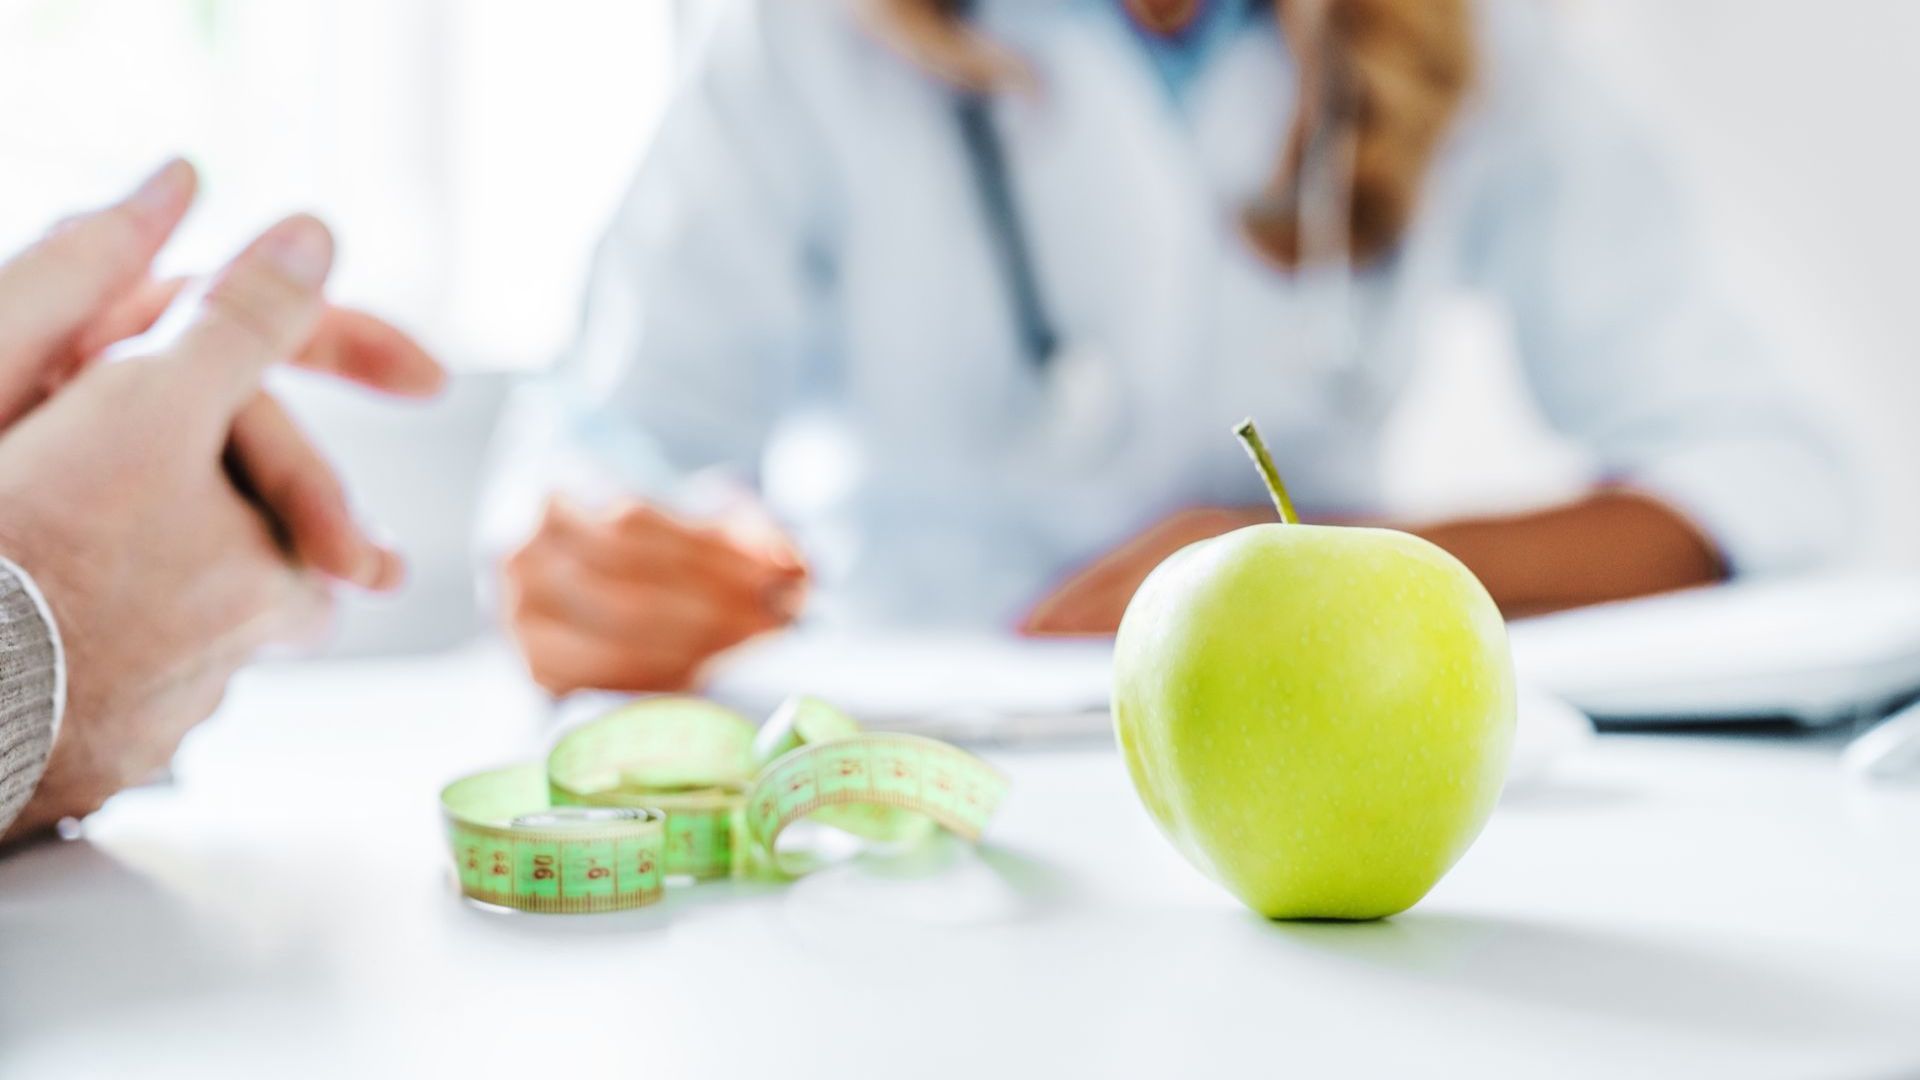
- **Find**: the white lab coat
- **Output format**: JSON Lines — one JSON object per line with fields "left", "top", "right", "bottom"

{"left": 485, "top": 0, "right": 1852, "bottom": 628}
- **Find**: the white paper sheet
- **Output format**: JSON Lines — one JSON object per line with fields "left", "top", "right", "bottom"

{"left": 1508, "top": 573, "right": 1920, "bottom": 724}
{"left": 706, "top": 632, "right": 1114, "bottom": 739}
{"left": 702, "top": 630, "right": 1592, "bottom": 783}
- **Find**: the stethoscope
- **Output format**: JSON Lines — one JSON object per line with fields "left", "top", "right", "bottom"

{"left": 952, "top": 47, "right": 1134, "bottom": 475}
{"left": 955, "top": 86, "right": 1060, "bottom": 373}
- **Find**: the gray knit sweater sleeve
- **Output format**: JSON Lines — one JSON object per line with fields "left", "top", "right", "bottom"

{"left": 0, "top": 557, "right": 64, "bottom": 836}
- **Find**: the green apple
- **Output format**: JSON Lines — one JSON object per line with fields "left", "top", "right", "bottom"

{"left": 1113, "top": 419, "right": 1516, "bottom": 920}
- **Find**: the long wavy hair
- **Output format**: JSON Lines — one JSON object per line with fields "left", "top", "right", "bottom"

{"left": 854, "top": 0, "right": 1476, "bottom": 268}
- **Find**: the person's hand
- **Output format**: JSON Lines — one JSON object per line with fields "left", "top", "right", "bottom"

{"left": 0, "top": 209, "right": 409, "bottom": 840}
{"left": 0, "top": 160, "right": 443, "bottom": 590}
{"left": 1020, "top": 507, "right": 1273, "bottom": 637}
{"left": 504, "top": 496, "right": 808, "bottom": 695}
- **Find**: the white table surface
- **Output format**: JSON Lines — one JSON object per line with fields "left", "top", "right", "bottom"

{"left": 4, "top": 645, "right": 1919, "bottom": 1080}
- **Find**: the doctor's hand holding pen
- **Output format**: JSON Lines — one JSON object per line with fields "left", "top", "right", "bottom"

{"left": 501, "top": 496, "right": 808, "bottom": 695}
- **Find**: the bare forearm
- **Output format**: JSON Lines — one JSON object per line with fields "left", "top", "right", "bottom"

{"left": 1023, "top": 490, "right": 1726, "bottom": 638}
{"left": 1404, "top": 489, "right": 1726, "bottom": 619}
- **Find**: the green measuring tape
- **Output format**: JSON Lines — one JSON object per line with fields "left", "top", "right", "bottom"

{"left": 441, "top": 696, "right": 1009, "bottom": 913}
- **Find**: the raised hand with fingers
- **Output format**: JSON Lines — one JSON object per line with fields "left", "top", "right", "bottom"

{"left": 0, "top": 159, "right": 444, "bottom": 590}
{"left": 0, "top": 159, "right": 198, "bottom": 427}
{"left": 0, "top": 163, "right": 442, "bottom": 841}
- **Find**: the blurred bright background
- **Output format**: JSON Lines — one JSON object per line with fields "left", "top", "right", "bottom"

{"left": 0, "top": 0, "right": 1914, "bottom": 652}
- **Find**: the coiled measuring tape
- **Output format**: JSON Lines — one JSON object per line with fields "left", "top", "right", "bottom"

{"left": 440, "top": 696, "right": 1009, "bottom": 913}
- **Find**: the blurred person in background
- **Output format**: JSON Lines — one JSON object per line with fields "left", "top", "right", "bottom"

{"left": 486, "top": 0, "right": 1851, "bottom": 695}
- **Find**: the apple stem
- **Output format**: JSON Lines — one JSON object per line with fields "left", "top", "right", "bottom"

{"left": 1233, "top": 418, "right": 1300, "bottom": 525}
